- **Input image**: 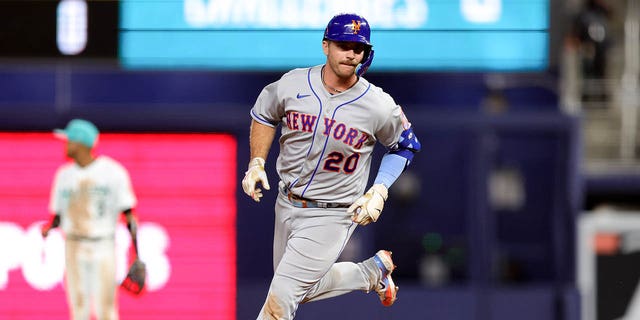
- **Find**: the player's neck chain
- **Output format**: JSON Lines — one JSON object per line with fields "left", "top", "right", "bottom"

{"left": 321, "top": 66, "right": 356, "bottom": 94}
{"left": 323, "top": 77, "right": 343, "bottom": 94}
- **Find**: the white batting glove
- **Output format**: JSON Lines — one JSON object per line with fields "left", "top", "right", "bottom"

{"left": 242, "top": 157, "right": 271, "bottom": 202}
{"left": 348, "top": 184, "right": 388, "bottom": 226}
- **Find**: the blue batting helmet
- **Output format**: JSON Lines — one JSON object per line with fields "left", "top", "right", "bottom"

{"left": 323, "top": 13, "right": 372, "bottom": 47}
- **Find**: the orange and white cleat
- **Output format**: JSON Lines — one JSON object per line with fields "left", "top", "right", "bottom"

{"left": 373, "top": 250, "right": 399, "bottom": 306}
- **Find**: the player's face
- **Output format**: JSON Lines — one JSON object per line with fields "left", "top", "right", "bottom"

{"left": 65, "top": 140, "right": 80, "bottom": 158}
{"left": 65, "top": 140, "right": 89, "bottom": 159}
{"left": 323, "top": 40, "right": 366, "bottom": 79}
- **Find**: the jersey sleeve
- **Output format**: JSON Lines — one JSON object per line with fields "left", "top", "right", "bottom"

{"left": 114, "top": 163, "right": 137, "bottom": 212}
{"left": 250, "top": 80, "right": 285, "bottom": 128}
{"left": 375, "top": 95, "right": 410, "bottom": 148}
{"left": 48, "top": 167, "right": 64, "bottom": 215}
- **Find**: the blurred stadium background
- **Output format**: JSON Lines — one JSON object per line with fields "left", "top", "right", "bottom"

{"left": 0, "top": 0, "right": 639, "bottom": 319}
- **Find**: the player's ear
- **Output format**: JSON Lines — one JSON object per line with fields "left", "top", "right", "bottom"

{"left": 322, "top": 40, "right": 329, "bottom": 56}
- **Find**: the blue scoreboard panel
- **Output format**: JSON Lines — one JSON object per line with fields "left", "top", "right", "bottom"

{"left": 120, "top": 0, "right": 549, "bottom": 71}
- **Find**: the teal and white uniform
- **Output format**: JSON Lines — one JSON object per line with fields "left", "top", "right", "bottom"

{"left": 50, "top": 155, "right": 136, "bottom": 320}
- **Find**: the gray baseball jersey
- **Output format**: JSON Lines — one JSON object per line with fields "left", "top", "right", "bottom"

{"left": 251, "top": 65, "right": 406, "bottom": 204}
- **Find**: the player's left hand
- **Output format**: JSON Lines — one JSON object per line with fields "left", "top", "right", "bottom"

{"left": 348, "top": 184, "right": 388, "bottom": 226}
{"left": 121, "top": 258, "right": 147, "bottom": 295}
{"left": 242, "top": 157, "right": 271, "bottom": 202}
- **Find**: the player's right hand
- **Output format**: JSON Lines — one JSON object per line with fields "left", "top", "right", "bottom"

{"left": 242, "top": 157, "right": 270, "bottom": 202}
{"left": 41, "top": 225, "right": 51, "bottom": 238}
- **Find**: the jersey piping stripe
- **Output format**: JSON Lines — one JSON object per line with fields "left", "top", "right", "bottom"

{"left": 290, "top": 67, "right": 323, "bottom": 190}
{"left": 300, "top": 82, "right": 371, "bottom": 198}
{"left": 250, "top": 109, "right": 276, "bottom": 127}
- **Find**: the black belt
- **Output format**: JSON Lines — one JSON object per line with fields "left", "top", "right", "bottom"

{"left": 279, "top": 186, "right": 349, "bottom": 209}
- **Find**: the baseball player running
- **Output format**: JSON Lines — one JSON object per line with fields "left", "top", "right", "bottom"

{"left": 41, "top": 119, "right": 140, "bottom": 320}
{"left": 242, "top": 13, "right": 421, "bottom": 320}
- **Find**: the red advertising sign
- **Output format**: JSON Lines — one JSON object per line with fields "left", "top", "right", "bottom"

{"left": 0, "top": 133, "right": 236, "bottom": 319}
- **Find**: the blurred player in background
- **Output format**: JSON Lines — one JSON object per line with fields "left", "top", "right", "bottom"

{"left": 41, "top": 119, "right": 140, "bottom": 320}
{"left": 242, "top": 13, "right": 421, "bottom": 319}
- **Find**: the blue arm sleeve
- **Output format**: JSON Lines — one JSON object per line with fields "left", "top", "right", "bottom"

{"left": 374, "top": 153, "right": 409, "bottom": 188}
{"left": 373, "top": 127, "right": 421, "bottom": 188}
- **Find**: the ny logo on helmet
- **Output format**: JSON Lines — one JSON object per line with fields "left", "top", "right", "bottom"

{"left": 350, "top": 20, "right": 361, "bottom": 34}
